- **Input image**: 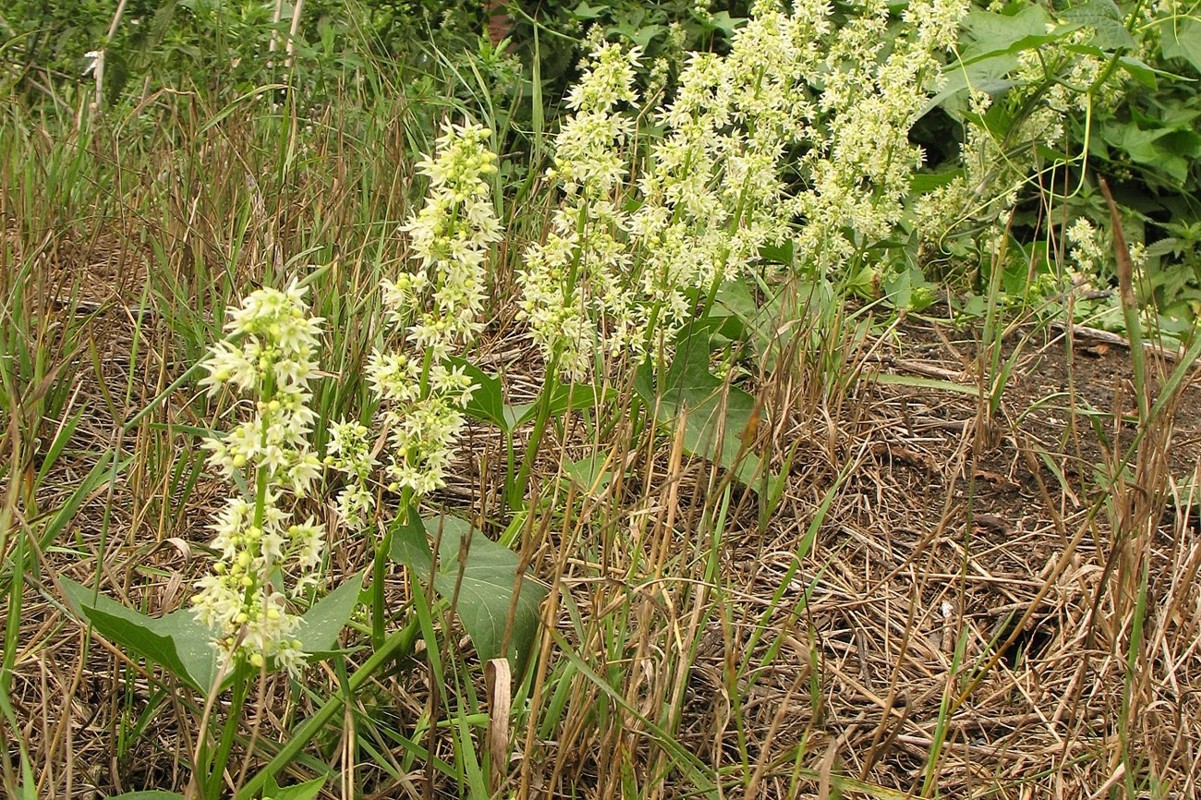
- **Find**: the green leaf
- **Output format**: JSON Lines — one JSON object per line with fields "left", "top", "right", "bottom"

{"left": 706, "top": 11, "right": 744, "bottom": 37}
{"left": 449, "top": 358, "right": 604, "bottom": 434}
{"left": 1101, "top": 121, "right": 1194, "bottom": 184}
{"left": 297, "top": 573, "right": 365, "bottom": 658}
{"left": 563, "top": 453, "right": 615, "bottom": 494}
{"left": 959, "top": 6, "right": 1058, "bottom": 65}
{"left": 1162, "top": 17, "right": 1201, "bottom": 73}
{"left": 1116, "top": 55, "right": 1160, "bottom": 88}
{"left": 60, "top": 577, "right": 218, "bottom": 692}
{"left": 571, "top": 0, "right": 605, "bottom": 21}
{"left": 265, "top": 775, "right": 327, "bottom": 800}
{"left": 389, "top": 509, "right": 434, "bottom": 572}
{"left": 448, "top": 357, "right": 507, "bottom": 432}
{"left": 627, "top": 23, "right": 664, "bottom": 49}
{"left": 504, "top": 383, "right": 603, "bottom": 431}
{"left": 932, "top": 6, "right": 1056, "bottom": 118}
{"left": 909, "top": 169, "right": 965, "bottom": 194}
{"left": 713, "top": 279, "right": 788, "bottom": 369}
{"left": 633, "top": 330, "right": 775, "bottom": 490}
{"left": 1058, "top": 0, "right": 1135, "bottom": 51}
{"left": 1144, "top": 237, "right": 1182, "bottom": 259}
{"left": 391, "top": 516, "right": 547, "bottom": 669}
{"left": 882, "top": 266, "right": 938, "bottom": 312}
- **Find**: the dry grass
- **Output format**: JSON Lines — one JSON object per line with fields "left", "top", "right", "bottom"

{"left": 3, "top": 98, "right": 1201, "bottom": 800}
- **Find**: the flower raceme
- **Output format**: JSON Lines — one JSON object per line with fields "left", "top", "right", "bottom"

{"left": 395, "top": 122, "right": 502, "bottom": 359}
{"left": 517, "top": 0, "right": 971, "bottom": 378}
{"left": 192, "top": 282, "right": 326, "bottom": 677}
{"left": 329, "top": 122, "right": 497, "bottom": 514}
{"left": 517, "top": 39, "right": 642, "bottom": 379}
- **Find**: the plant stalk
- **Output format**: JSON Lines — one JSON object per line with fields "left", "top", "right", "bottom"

{"left": 235, "top": 616, "right": 422, "bottom": 800}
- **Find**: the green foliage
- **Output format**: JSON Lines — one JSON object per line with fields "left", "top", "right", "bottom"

{"left": 12, "top": 0, "right": 1201, "bottom": 796}
{"left": 634, "top": 324, "right": 782, "bottom": 497}
{"left": 60, "top": 576, "right": 219, "bottom": 692}
{"left": 293, "top": 572, "right": 367, "bottom": 655}
{"left": 1, "top": 0, "right": 484, "bottom": 104}
{"left": 453, "top": 356, "right": 603, "bottom": 435}
{"left": 59, "top": 572, "right": 364, "bottom": 691}
{"left": 501, "top": 0, "right": 748, "bottom": 98}
{"left": 912, "top": 0, "right": 1201, "bottom": 324}
{"left": 390, "top": 515, "right": 548, "bottom": 669}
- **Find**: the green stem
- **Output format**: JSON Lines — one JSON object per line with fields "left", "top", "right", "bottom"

{"left": 206, "top": 662, "right": 252, "bottom": 800}
{"left": 370, "top": 530, "right": 389, "bottom": 650}
{"left": 509, "top": 352, "right": 561, "bottom": 513}
{"left": 371, "top": 489, "right": 412, "bottom": 649}
{"left": 235, "top": 617, "right": 423, "bottom": 800}
{"left": 502, "top": 429, "right": 516, "bottom": 511}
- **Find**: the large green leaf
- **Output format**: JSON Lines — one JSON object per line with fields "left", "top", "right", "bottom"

{"left": 1101, "top": 120, "right": 1201, "bottom": 184}
{"left": 958, "top": 6, "right": 1058, "bottom": 65}
{"left": 391, "top": 516, "right": 547, "bottom": 668}
{"left": 60, "top": 577, "right": 218, "bottom": 692}
{"left": 633, "top": 328, "right": 776, "bottom": 491}
{"left": 296, "top": 572, "right": 365, "bottom": 657}
{"left": 1162, "top": 17, "right": 1201, "bottom": 73}
{"left": 389, "top": 508, "right": 434, "bottom": 571}
{"left": 1059, "top": 0, "right": 1135, "bottom": 50}
{"left": 930, "top": 5, "right": 1056, "bottom": 119}
{"left": 63, "top": 572, "right": 364, "bottom": 691}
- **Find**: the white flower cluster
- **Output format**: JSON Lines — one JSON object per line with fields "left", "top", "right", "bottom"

{"left": 368, "top": 354, "right": 476, "bottom": 495}
{"left": 517, "top": 39, "right": 641, "bottom": 378}
{"left": 192, "top": 282, "right": 327, "bottom": 677}
{"left": 353, "top": 123, "right": 496, "bottom": 502}
{"left": 789, "top": 0, "right": 969, "bottom": 273}
{"left": 393, "top": 122, "right": 502, "bottom": 359}
{"left": 519, "top": 0, "right": 971, "bottom": 375}
{"left": 632, "top": 1, "right": 815, "bottom": 333}
{"left": 916, "top": 4, "right": 1129, "bottom": 251}
{"left": 325, "top": 420, "right": 377, "bottom": 529}
{"left": 1067, "top": 217, "right": 1106, "bottom": 275}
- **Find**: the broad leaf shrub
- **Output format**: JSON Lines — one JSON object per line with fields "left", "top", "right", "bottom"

{"left": 915, "top": 0, "right": 1201, "bottom": 327}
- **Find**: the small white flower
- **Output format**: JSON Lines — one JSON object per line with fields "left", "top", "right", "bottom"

{"left": 365, "top": 123, "right": 501, "bottom": 501}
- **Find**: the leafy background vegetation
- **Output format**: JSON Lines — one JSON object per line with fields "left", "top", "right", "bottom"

{"left": 3, "top": 0, "right": 1201, "bottom": 798}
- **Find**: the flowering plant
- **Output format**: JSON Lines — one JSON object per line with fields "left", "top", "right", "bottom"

{"left": 326, "top": 121, "right": 502, "bottom": 644}
{"left": 192, "top": 281, "right": 326, "bottom": 677}
{"left": 519, "top": 0, "right": 973, "bottom": 380}
{"left": 331, "top": 122, "right": 499, "bottom": 514}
